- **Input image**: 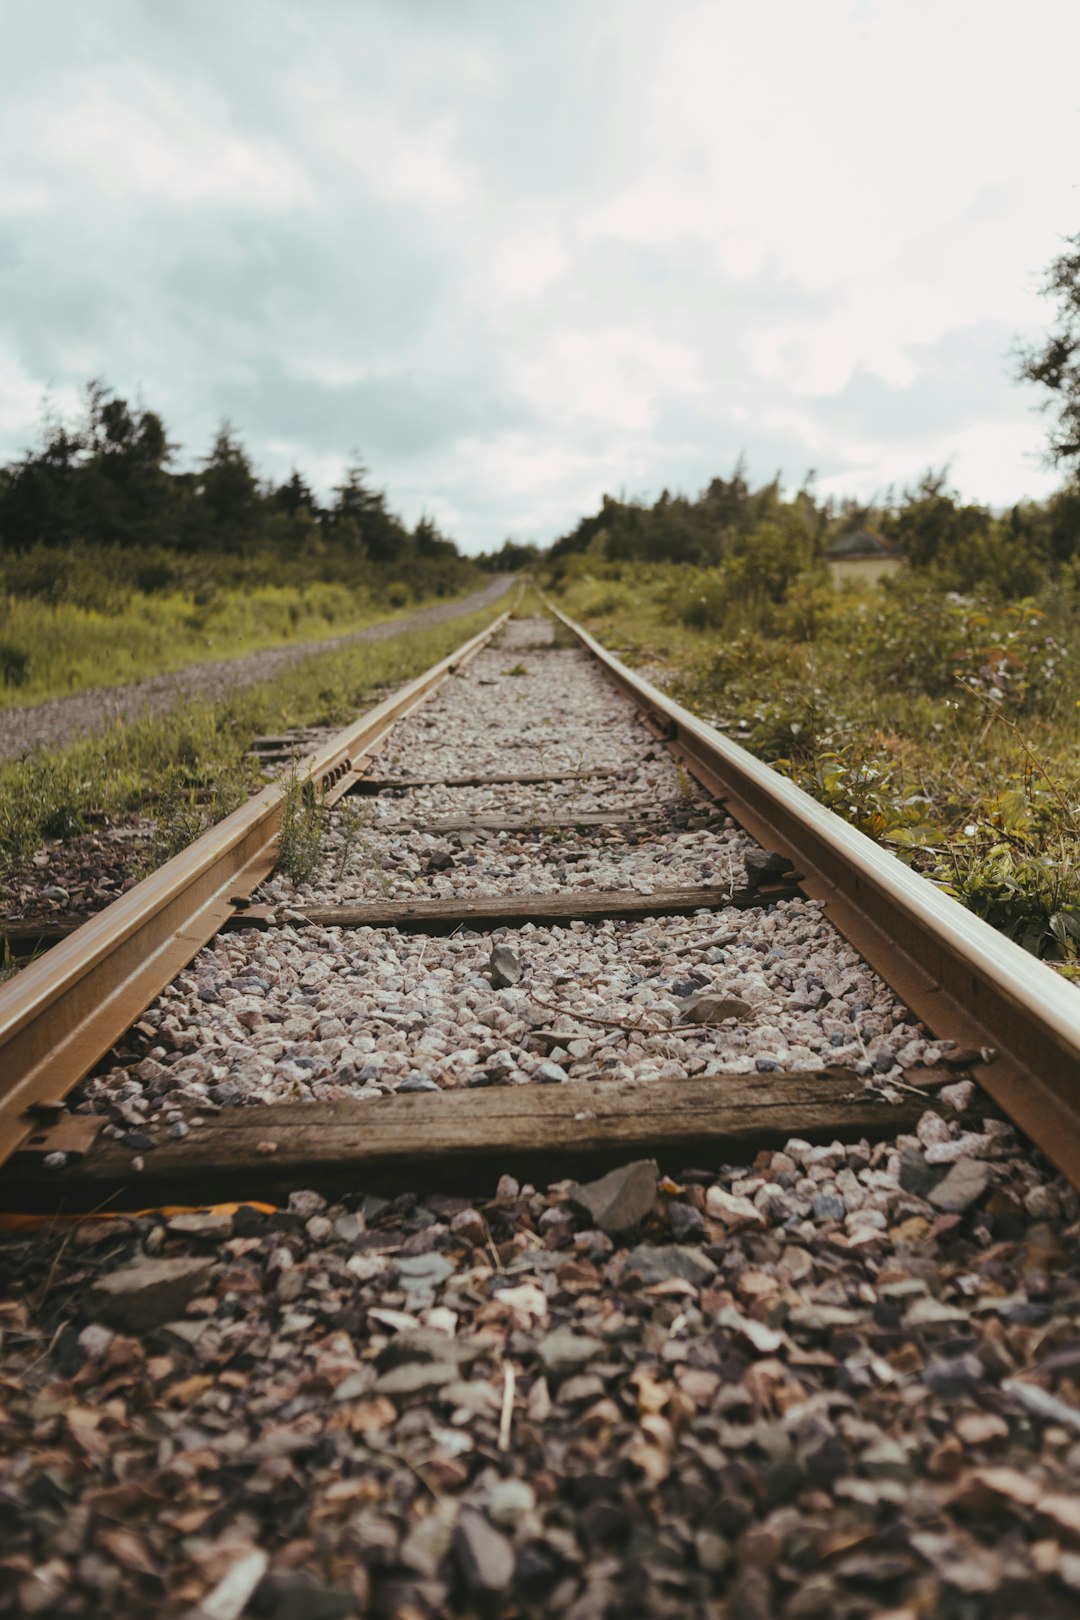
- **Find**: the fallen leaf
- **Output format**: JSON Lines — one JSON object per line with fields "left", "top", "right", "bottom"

{"left": 98, "top": 1528, "right": 159, "bottom": 1577}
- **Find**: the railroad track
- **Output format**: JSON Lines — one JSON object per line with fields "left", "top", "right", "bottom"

{"left": 1, "top": 599, "right": 1078, "bottom": 1209}
{"left": 5, "top": 600, "right": 1080, "bottom": 1620}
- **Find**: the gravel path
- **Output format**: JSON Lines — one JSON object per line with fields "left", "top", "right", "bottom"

{"left": 3, "top": 612, "right": 1077, "bottom": 1618}
{"left": 0, "top": 576, "right": 513, "bottom": 763}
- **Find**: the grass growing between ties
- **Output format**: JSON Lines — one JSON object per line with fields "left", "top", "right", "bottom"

{"left": 0, "top": 603, "right": 503, "bottom": 899}
{"left": 274, "top": 770, "right": 328, "bottom": 888}
{"left": 274, "top": 782, "right": 381, "bottom": 889}
{"left": 548, "top": 564, "right": 1080, "bottom": 975}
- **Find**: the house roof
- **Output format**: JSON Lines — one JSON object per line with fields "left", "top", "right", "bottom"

{"left": 826, "top": 528, "right": 899, "bottom": 560}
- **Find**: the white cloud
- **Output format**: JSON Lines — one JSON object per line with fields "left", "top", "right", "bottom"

{"left": 314, "top": 107, "right": 474, "bottom": 212}
{"left": 483, "top": 219, "right": 573, "bottom": 309}
{"left": 0, "top": 0, "right": 1078, "bottom": 549}
{"left": 43, "top": 97, "right": 308, "bottom": 207}
{"left": 515, "top": 328, "right": 705, "bottom": 434}
{"left": 0, "top": 349, "right": 76, "bottom": 439}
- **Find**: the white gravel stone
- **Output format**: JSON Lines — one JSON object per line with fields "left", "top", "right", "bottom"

{"left": 923, "top": 1132, "right": 995, "bottom": 1164}
{"left": 939, "top": 1079, "right": 977, "bottom": 1112}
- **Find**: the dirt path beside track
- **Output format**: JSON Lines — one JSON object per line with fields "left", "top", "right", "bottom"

{"left": 0, "top": 576, "right": 514, "bottom": 762}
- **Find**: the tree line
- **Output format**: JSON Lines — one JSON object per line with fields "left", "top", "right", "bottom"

{"left": 534, "top": 228, "right": 1080, "bottom": 600}
{"left": 0, "top": 382, "right": 479, "bottom": 605}
{"left": 543, "top": 456, "right": 1080, "bottom": 604}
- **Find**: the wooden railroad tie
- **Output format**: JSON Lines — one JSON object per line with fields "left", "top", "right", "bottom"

{"left": 378, "top": 809, "right": 716, "bottom": 835}
{"left": 350, "top": 768, "right": 621, "bottom": 793}
{"left": 4, "top": 1068, "right": 949, "bottom": 1211}
{"left": 1, "top": 881, "right": 806, "bottom": 956}
{"left": 230, "top": 881, "right": 804, "bottom": 935}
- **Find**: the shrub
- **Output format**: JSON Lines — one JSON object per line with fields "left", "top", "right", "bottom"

{"left": 0, "top": 643, "right": 29, "bottom": 688}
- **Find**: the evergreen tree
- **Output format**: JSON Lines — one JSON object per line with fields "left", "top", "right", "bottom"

{"left": 272, "top": 469, "right": 320, "bottom": 520}
{"left": 198, "top": 423, "right": 260, "bottom": 545}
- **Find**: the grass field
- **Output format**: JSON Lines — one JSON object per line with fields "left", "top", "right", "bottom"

{"left": 0, "top": 576, "right": 487, "bottom": 709}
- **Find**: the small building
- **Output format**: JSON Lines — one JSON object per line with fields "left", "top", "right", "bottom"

{"left": 826, "top": 529, "right": 902, "bottom": 587}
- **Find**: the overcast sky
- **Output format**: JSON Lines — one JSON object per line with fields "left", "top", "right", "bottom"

{"left": 2, "top": 1, "right": 1079, "bottom": 551}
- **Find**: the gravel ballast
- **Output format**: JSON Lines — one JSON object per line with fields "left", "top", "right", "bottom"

{"left": 3, "top": 612, "right": 1077, "bottom": 1618}
{"left": 79, "top": 902, "right": 937, "bottom": 1125}
{"left": 75, "top": 617, "right": 942, "bottom": 1122}
{"left": 2, "top": 1120, "right": 1079, "bottom": 1618}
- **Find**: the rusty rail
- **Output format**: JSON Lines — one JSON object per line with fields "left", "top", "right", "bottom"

{"left": 0, "top": 607, "right": 512, "bottom": 1162}
{"left": 549, "top": 602, "right": 1080, "bottom": 1186}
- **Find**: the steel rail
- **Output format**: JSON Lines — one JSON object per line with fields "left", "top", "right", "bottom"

{"left": 0, "top": 606, "right": 513, "bottom": 1162}
{"left": 549, "top": 603, "right": 1080, "bottom": 1186}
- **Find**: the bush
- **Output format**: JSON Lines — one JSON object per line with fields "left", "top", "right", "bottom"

{"left": 0, "top": 642, "right": 29, "bottom": 688}
{"left": 850, "top": 581, "right": 1071, "bottom": 711}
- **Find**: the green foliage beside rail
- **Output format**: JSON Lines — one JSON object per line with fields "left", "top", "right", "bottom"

{"left": 546, "top": 460, "right": 1080, "bottom": 607}
{"left": 549, "top": 560, "right": 1080, "bottom": 975}
{"left": 0, "top": 604, "right": 503, "bottom": 897}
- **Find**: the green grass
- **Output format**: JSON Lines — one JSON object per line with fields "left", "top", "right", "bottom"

{"left": 0, "top": 577, "right": 486, "bottom": 708}
{"left": 549, "top": 563, "right": 1080, "bottom": 974}
{"left": 509, "top": 581, "right": 546, "bottom": 619}
{"left": 0, "top": 602, "right": 505, "bottom": 899}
